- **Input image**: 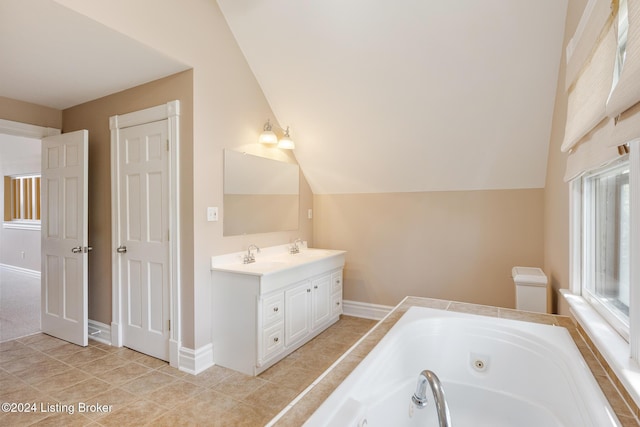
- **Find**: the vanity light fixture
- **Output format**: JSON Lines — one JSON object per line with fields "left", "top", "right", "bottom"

{"left": 258, "top": 119, "right": 278, "bottom": 145}
{"left": 258, "top": 119, "right": 295, "bottom": 149}
{"left": 277, "top": 127, "right": 295, "bottom": 149}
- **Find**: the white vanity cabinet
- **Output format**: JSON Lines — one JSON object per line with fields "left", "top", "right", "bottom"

{"left": 211, "top": 247, "right": 345, "bottom": 376}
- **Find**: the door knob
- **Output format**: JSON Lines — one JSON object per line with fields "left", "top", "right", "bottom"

{"left": 116, "top": 245, "right": 127, "bottom": 254}
{"left": 84, "top": 246, "right": 93, "bottom": 253}
{"left": 71, "top": 246, "right": 82, "bottom": 254}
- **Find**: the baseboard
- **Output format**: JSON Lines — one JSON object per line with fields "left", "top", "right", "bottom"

{"left": 0, "top": 263, "right": 40, "bottom": 279}
{"left": 342, "top": 300, "right": 393, "bottom": 320}
{"left": 88, "top": 319, "right": 111, "bottom": 345}
{"left": 179, "top": 343, "right": 214, "bottom": 375}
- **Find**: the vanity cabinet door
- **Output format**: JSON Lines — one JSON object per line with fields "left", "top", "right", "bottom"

{"left": 311, "top": 274, "right": 332, "bottom": 329}
{"left": 285, "top": 281, "right": 311, "bottom": 346}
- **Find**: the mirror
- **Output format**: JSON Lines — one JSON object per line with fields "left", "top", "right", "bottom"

{"left": 223, "top": 150, "right": 299, "bottom": 236}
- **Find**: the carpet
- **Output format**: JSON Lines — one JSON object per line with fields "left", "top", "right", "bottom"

{"left": 0, "top": 268, "right": 41, "bottom": 342}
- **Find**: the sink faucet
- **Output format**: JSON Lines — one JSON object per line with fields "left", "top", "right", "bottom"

{"left": 412, "top": 370, "right": 451, "bottom": 427}
{"left": 290, "top": 238, "right": 303, "bottom": 254}
{"left": 244, "top": 244, "right": 260, "bottom": 264}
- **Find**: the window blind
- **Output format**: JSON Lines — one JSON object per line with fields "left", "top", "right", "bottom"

{"left": 562, "top": 23, "right": 617, "bottom": 153}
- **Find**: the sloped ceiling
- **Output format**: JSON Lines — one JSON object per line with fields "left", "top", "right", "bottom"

{"left": 218, "top": 0, "right": 568, "bottom": 193}
{"left": 0, "top": 0, "right": 188, "bottom": 110}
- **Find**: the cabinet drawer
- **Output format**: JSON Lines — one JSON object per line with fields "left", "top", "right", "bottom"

{"left": 331, "top": 271, "right": 343, "bottom": 294}
{"left": 332, "top": 293, "right": 343, "bottom": 316}
{"left": 261, "top": 322, "right": 284, "bottom": 362}
{"left": 262, "top": 293, "right": 284, "bottom": 326}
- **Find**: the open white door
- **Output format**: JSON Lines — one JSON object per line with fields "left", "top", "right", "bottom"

{"left": 41, "top": 130, "right": 89, "bottom": 347}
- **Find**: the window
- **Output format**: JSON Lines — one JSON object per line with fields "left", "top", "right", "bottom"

{"left": 581, "top": 162, "right": 630, "bottom": 338}
{"left": 3, "top": 175, "right": 41, "bottom": 225}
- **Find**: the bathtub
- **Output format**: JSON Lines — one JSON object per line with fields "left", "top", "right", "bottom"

{"left": 304, "top": 306, "right": 621, "bottom": 427}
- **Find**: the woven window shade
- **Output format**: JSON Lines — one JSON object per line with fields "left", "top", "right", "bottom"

{"left": 609, "top": 99, "right": 640, "bottom": 145}
{"left": 607, "top": 0, "right": 640, "bottom": 117}
{"left": 562, "top": 23, "right": 617, "bottom": 153}
{"left": 564, "top": 117, "right": 621, "bottom": 181}
{"left": 566, "top": 0, "right": 617, "bottom": 89}
{"left": 565, "top": 99, "right": 639, "bottom": 181}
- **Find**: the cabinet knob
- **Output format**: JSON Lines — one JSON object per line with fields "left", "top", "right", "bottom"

{"left": 336, "top": 301, "right": 341, "bottom": 306}
{"left": 274, "top": 337, "right": 279, "bottom": 343}
{"left": 307, "top": 289, "right": 311, "bottom": 293}
{"left": 336, "top": 279, "right": 341, "bottom": 284}
{"left": 273, "top": 307, "right": 279, "bottom": 312}
{"left": 314, "top": 285, "right": 318, "bottom": 289}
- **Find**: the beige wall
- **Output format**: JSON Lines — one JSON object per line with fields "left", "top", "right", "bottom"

{"left": 544, "top": 0, "right": 588, "bottom": 314}
{"left": 314, "top": 189, "right": 544, "bottom": 308}
{"left": 62, "top": 70, "right": 194, "bottom": 327}
{"left": 0, "top": 96, "right": 62, "bottom": 129}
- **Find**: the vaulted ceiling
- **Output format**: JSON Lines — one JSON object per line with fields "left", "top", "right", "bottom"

{"left": 1, "top": 0, "right": 569, "bottom": 195}
{"left": 217, "top": 0, "right": 569, "bottom": 193}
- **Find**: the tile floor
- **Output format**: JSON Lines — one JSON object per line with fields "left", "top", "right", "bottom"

{"left": 0, "top": 315, "right": 376, "bottom": 426}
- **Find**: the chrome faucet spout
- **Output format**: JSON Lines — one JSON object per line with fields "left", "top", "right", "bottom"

{"left": 290, "top": 238, "right": 304, "bottom": 254}
{"left": 412, "top": 370, "right": 451, "bottom": 427}
{"left": 244, "top": 244, "right": 260, "bottom": 264}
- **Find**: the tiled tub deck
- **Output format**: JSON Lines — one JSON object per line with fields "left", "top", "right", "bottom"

{"left": 272, "top": 296, "right": 640, "bottom": 427}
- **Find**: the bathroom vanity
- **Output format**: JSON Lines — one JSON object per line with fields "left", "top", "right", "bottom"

{"left": 211, "top": 244, "right": 345, "bottom": 375}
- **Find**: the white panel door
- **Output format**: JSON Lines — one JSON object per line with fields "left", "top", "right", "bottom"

{"left": 41, "top": 130, "right": 89, "bottom": 347}
{"left": 118, "top": 120, "right": 170, "bottom": 361}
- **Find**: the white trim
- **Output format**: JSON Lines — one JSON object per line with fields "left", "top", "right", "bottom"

{"left": 88, "top": 319, "right": 111, "bottom": 346}
{"left": 0, "top": 118, "right": 60, "bottom": 139}
{"left": 569, "top": 179, "right": 582, "bottom": 294}
{"left": 178, "top": 344, "right": 214, "bottom": 375}
{"left": 562, "top": 290, "right": 640, "bottom": 409}
{"left": 630, "top": 140, "right": 640, "bottom": 361}
{"left": 0, "top": 263, "right": 40, "bottom": 279}
{"left": 109, "top": 101, "right": 181, "bottom": 366}
{"left": 2, "top": 221, "right": 41, "bottom": 231}
{"left": 342, "top": 300, "right": 393, "bottom": 320}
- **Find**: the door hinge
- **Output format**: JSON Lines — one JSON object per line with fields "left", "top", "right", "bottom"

{"left": 168, "top": 319, "right": 171, "bottom": 331}
{"left": 166, "top": 139, "right": 170, "bottom": 151}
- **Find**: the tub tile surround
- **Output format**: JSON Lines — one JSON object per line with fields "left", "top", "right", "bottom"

{"left": 272, "top": 296, "right": 640, "bottom": 427}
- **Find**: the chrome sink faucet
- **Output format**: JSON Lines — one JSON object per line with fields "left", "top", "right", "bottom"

{"left": 412, "top": 370, "right": 451, "bottom": 427}
{"left": 244, "top": 244, "right": 260, "bottom": 264}
{"left": 289, "top": 238, "right": 303, "bottom": 254}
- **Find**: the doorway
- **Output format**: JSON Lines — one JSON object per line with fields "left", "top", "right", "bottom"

{"left": 110, "top": 101, "right": 181, "bottom": 366}
{"left": 0, "top": 120, "right": 59, "bottom": 342}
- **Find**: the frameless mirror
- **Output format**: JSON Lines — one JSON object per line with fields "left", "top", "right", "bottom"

{"left": 223, "top": 150, "right": 299, "bottom": 236}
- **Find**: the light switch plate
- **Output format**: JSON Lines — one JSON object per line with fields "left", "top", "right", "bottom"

{"left": 207, "top": 207, "right": 218, "bottom": 222}
{"left": 308, "top": 209, "right": 313, "bottom": 219}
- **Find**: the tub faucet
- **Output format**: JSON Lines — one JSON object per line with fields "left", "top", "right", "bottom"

{"left": 244, "top": 244, "right": 260, "bottom": 264}
{"left": 412, "top": 370, "right": 451, "bottom": 427}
